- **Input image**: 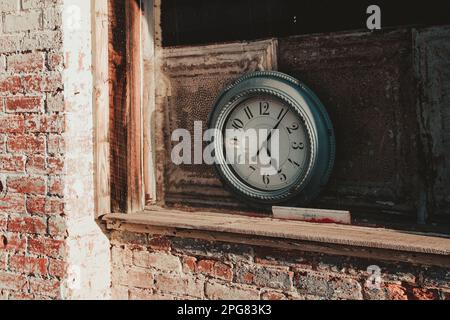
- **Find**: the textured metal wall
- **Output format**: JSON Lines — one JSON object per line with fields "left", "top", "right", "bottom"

{"left": 157, "top": 40, "right": 278, "bottom": 209}
{"left": 415, "top": 27, "right": 450, "bottom": 218}
{"left": 157, "top": 27, "right": 450, "bottom": 219}
{"left": 278, "top": 29, "right": 420, "bottom": 215}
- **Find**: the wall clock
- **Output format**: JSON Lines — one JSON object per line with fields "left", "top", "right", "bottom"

{"left": 208, "top": 71, "right": 335, "bottom": 209}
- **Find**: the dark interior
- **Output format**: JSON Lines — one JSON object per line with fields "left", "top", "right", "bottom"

{"left": 162, "top": 0, "right": 450, "bottom": 47}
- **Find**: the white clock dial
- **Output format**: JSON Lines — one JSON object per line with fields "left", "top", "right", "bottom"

{"left": 224, "top": 96, "right": 310, "bottom": 191}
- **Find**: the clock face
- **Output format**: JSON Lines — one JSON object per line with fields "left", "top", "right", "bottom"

{"left": 209, "top": 71, "right": 335, "bottom": 209}
{"left": 224, "top": 96, "right": 310, "bottom": 192}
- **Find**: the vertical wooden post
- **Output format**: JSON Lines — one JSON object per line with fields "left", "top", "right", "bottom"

{"left": 93, "top": 0, "right": 111, "bottom": 217}
{"left": 142, "top": 0, "right": 158, "bottom": 205}
{"left": 126, "top": 0, "right": 145, "bottom": 213}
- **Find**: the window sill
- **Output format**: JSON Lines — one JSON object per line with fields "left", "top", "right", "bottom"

{"left": 103, "top": 207, "right": 450, "bottom": 267}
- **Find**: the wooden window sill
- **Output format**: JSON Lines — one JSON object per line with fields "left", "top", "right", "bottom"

{"left": 103, "top": 207, "right": 450, "bottom": 267}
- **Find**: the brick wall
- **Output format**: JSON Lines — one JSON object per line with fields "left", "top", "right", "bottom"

{"left": 110, "top": 230, "right": 450, "bottom": 300}
{"left": 0, "top": 0, "right": 65, "bottom": 300}
{"left": 0, "top": 0, "right": 110, "bottom": 300}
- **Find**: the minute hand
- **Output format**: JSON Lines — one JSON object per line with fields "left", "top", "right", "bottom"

{"left": 256, "top": 109, "right": 289, "bottom": 157}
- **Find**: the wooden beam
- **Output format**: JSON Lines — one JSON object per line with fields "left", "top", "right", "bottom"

{"left": 125, "top": 0, "right": 144, "bottom": 213}
{"left": 109, "top": 0, "right": 128, "bottom": 213}
{"left": 93, "top": 0, "right": 111, "bottom": 217}
{"left": 142, "top": 0, "right": 157, "bottom": 205}
{"left": 104, "top": 208, "right": 450, "bottom": 267}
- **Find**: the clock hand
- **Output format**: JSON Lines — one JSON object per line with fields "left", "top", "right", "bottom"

{"left": 256, "top": 108, "right": 289, "bottom": 158}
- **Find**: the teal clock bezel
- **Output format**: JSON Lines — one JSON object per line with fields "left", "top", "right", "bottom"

{"left": 208, "top": 71, "right": 336, "bottom": 209}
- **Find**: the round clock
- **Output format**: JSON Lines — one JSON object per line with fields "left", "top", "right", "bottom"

{"left": 208, "top": 71, "right": 335, "bottom": 209}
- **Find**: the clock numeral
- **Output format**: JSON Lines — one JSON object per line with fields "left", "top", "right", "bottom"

{"left": 244, "top": 106, "right": 254, "bottom": 120}
{"left": 232, "top": 119, "right": 244, "bottom": 130}
{"left": 278, "top": 169, "right": 287, "bottom": 182}
{"left": 260, "top": 102, "right": 270, "bottom": 116}
{"left": 249, "top": 166, "right": 256, "bottom": 172}
{"left": 262, "top": 175, "right": 270, "bottom": 185}
{"left": 292, "top": 142, "right": 305, "bottom": 150}
{"left": 287, "top": 123, "right": 299, "bottom": 134}
{"left": 288, "top": 158, "right": 301, "bottom": 168}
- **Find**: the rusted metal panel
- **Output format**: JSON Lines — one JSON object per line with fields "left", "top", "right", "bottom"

{"left": 278, "top": 29, "right": 421, "bottom": 216}
{"left": 156, "top": 40, "right": 278, "bottom": 208}
{"left": 414, "top": 26, "right": 450, "bottom": 217}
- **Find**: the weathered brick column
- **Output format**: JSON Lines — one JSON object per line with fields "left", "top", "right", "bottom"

{"left": 0, "top": 0, "right": 110, "bottom": 299}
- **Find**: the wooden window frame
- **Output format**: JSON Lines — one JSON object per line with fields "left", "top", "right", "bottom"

{"left": 95, "top": 0, "right": 160, "bottom": 216}
{"left": 94, "top": 0, "right": 450, "bottom": 267}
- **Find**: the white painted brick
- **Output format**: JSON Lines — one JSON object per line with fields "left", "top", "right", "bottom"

{"left": 46, "top": 91, "right": 64, "bottom": 112}
{"left": 4, "top": 10, "right": 42, "bottom": 33}
{"left": 22, "top": 0, "right": 60, "bottom": 10}
{"left": 0, "top": 55, "right": 5, "bottom": 73}
{"left": 43, "top": 6, "right": 61, "bottom": 30}
{"left": 0, "top": 30, "right": 61, "bottom": 54}
{"left": 133, "top": 251, "right": 183, "bottom": 273}
{"left": 0, "top": 0, "right": 19, "bottom": 13}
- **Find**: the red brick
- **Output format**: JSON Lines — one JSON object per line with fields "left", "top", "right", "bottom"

{"left": 0, "top": 155, "right": 26, "bottom": 172}
{"left": 182, "top": 256, "right": 197, "bottom": 273}
{"left": 214, "top": 261, "right": 233, "bottom": 281}
{"left": 133, "top": 251, "right": 182, "bottom": 272}
{"left": 261, "top": 290, "right": 288, "bottom": 300}
{"left": 0, "top": 272, "right": 28, "bottom": 291}
{"left": 0, "top": 135, "right": 5, "bottom": 153}
{"left": 8, "top": 215, "right": 47, "bottom": 235}
{"left": 28, "top": 237, "right": 64, "bottom": 258}
{"left": 195, "top": 259, "right": 233, "bottom": 281}
{"left": 205, "top": 281, "right": 259, "bottom": 300}
{"left": 385, "top": 283, "right": 408, "bottom": 300}
{"left": 0, "top": 251, "right": 7, "bottom": 270}
{"left": 48, "top": 259, "right": 65, "bottom": 278}
{"left": 48, "top": 53, "right": 63, "bottom": 71}
{"left": 5, "top": 96, "right": 42, "bottom": 113}
{"left": 22, "top": 73, "right": 62, "bottom": 93}
{"left": 47, "top": 156, "right": 64, "bottom": 174}
{"left": 0, "top": 214, "right": 6, "bottom": 231}
{"left": 26, "top": 195, "right": 45, "bottom": 215}
{"left": 26, "top": 155, "right": 46, "bottom": 173}
{"left": 238, "top": 265, "right": 293, "bottom": 291}
{"left": 148, "top": 236, "right": 171, "bottom": 251}
{"left": 127, "top": 268, "right": 154, "bottom": 289}
{"left": 8, "top": 52, "right": 44, "bottom": 73}
{"left": 47, "top": 134, "right": 65, "bottom": 154}
{"left": 0, "top": 76, "right": 22, "bottom": 95}
{"left": 48, "top": 215, "right": 66, "bottom": 236}
{"left": 8, "top": 292, "right": 38, "bottom": 300}
{"left": 410, "top": 287, "right": 439, "bottom": 300}
{"left": 154, "top": 273, "right": 204, "bottom": 299}
{"left": 7, "top": 134, "right": 46, "bottom": 154}
{"left": 0, "top": 194, "right": 26, "bottom": 214}
{"left": 197, "top": 259, "right": 215, "bottom": 274}
{"left": 48, "top": 175, "right": 63, "bottom": 197}
{"left": 128, "top": 288, "right": 177, "bottom": 301}
{"left": 24, "top": 114, "right": 64, "bottom": 134}
{"left": 29, "top": 277, "right": 60, "bottom": 299}
{"left": 26, "top": 196, "right": 64, "bottom": 216}
{"left": 0, "top": 115, "right": 25, "bottom": 133}
{"left": 0, "top": 233, "right": 27, "bottom": 252}
{"left": 9, "top": 255, "right": 48, "bottom": 276}
{"left": 7, "top": 176, "right": 46, "bottom": 195}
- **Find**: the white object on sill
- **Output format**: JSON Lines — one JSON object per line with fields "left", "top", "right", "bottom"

{"left": 272, "top": 206, "right": 352, "bottom": 225}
